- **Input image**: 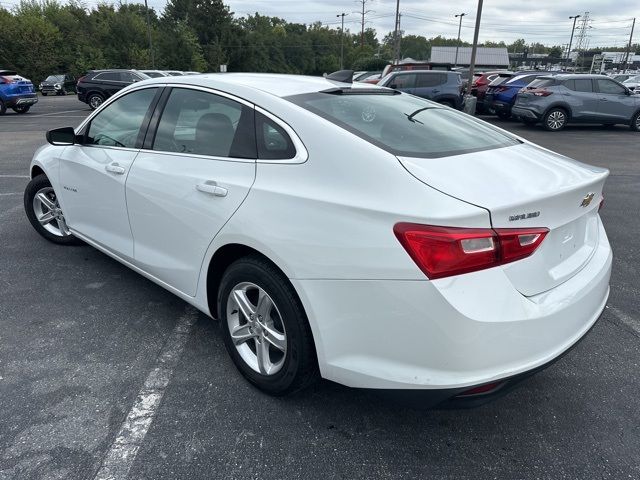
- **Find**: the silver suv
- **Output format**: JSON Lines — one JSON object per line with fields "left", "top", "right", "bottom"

{"left": 512, "top": 74, "right": 640, "bottom": 132}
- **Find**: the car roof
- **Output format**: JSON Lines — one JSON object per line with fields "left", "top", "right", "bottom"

{"left": 391, "top": 70, "right": 457, "bottom": 76}
{"left": 137, "top": 73, "right": 389, "bottom": 98}
{"left": 544, "top": 74, "right": 611, "bottom": 80}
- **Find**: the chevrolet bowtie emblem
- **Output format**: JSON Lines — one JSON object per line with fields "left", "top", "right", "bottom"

{"left": 580, "top": 192, "right": 595, "bottom": 207}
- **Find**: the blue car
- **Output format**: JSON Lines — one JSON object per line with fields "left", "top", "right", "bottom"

{"left": 0, "top": 70, "right": 38, "bottom": 115}
{"left": 486, "top": 72, "right": 553, "bottom": 119}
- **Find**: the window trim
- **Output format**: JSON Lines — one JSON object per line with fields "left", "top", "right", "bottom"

{"left": 594, "top": 78, "right": 626, "bottom": 95}
{"left": 255, "top": 106, "right": 307, "bottom": 164}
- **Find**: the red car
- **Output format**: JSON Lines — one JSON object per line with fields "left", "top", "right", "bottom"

{"left": 472, "top": 71, "right": 512, "bottom": 113}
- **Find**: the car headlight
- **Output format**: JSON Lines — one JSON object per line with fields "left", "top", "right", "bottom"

{"left": 39, "top": 84, "right": 43, "bottom": 89}
{"left": 54, "top": 83, "right": 61, "bottom": 89}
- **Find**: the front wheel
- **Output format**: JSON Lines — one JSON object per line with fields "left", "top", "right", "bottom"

{"left": 543, "top": 108, "right": 567, "bottom": 131}
{"left": 24, "top": 174, "right": 83, "bottom": 245}
{"left": 218, "top": 255, "right": 318, "bottom": 396}
{"left": 12, "top": 105, "right": 30, "bottom": 114}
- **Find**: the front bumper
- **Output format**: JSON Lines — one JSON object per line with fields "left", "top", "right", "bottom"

{"left": 293, "top": 218, "right": 612, "bottom": 393}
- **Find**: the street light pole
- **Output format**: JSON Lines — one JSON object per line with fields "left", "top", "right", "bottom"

{"left": 337, "top": 13, "right": 347, "bottom": 69}
{"left": 393, "top": 0, "right": 401, "bottom": 64}
{"left": 566, "top": 15, "right": 581, "bottom": 68}
{"left": 144, "top": 0, "right": 155, "bottom": 68}
{"left": 463, "top": 0, "right": 483, "bottom": 114}
{"left": 454, "top": 13, "right": 466, "bottom": 68}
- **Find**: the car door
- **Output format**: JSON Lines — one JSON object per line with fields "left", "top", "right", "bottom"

{"left": 125, "top": 87, "right": 257, "bottom": 296}
{"left": 562, "top": 78, "right": 599, "bottom": 121}
{"left": 96, "top": 72, "right": 125, "bottom": 97}
{"left": 57, "top": 87, "right": 160, "bottom": 260}
{"left": 595, "top": 78, "right": 636, "bottom": 122}
{"left": 388, "top": 73, "right": 417, "bottom": 95}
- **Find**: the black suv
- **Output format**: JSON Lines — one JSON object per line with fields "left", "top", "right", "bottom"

{"left": 39, "top": 74, "right": 76, "bottom": 96}
{"left": 77, "top": 69, "right": 149, "bottom": 109}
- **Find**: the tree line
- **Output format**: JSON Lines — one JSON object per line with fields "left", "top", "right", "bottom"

{"left": 1, "top": 0, "right": 635, "bottom": 83}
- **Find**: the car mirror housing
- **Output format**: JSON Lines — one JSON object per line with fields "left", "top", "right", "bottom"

{"left": 46, "top": 127, "right": 76, "bottom": 146}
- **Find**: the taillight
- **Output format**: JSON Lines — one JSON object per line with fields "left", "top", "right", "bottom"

{"left": 0, "top": 76, "right": 9, "bottom": 84}
{"left": 394, "top": 223, "right": 549, "bottom": 280}
{"left": 529, "top": 88, "right": 552, "bottom": 97}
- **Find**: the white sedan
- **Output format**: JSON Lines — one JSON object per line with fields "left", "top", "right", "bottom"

{"left": 23, "top": 72, "right": 612, "bottom": 405}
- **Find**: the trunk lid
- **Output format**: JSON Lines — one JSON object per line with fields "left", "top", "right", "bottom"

{"left": 399, "top": 143, "right": 608, "bottom": 296}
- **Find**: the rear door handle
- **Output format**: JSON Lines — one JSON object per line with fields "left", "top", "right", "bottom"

{"left": 196, "top": 181, "right": 228, "bottom": 197}
{"left": 105, "top": 163, "right": 125, "bottom": 175}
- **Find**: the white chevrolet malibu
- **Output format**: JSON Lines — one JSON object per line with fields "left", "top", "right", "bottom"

{"left": 23, "top": 72, "right": 612, "bottom": 405}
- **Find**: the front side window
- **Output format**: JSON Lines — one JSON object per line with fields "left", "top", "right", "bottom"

{"left": 86, "top": 88, "right": 157, "bottom": 148}
{"left": 152, "top": 88, "right": 256, "bottom": 158}
{"left": 597, "top": 79, "right": 626, "bottom": 95}
{"left": 416, "top": 74, "right": 443, "bottom": 88}
{"left": 390, "top": 74, "right": 417, "bottom": 89}
{"left": 95, "top": 72, "right": 121, "bottom": 82}
{"left": 287, "top": 92, "right": 519, "bottom": 158}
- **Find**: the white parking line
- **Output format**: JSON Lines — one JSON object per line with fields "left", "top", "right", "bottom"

{"left": 607, "top": 306, "right": 640, "bottom": 336}
{"left": 0, "top": 192, "right": 21, "bottom": 196}
{"left": 0, "top": 175, "right": 29, "bottom": 178}
{"left": 93, "top": 306, "right": 198, "bottom": 480}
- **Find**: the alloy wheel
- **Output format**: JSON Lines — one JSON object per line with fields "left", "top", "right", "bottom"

{"left": 89, "top": 95, "right": 103, "bottom": 109}
{"left": 226, "top": 282, "right": 287, "bottom": 376}
{"left": 32, "top": 187, "right": 71, "bottom": 237}
{"left": 547, "top": 111, "right": 565, "bottom": 130}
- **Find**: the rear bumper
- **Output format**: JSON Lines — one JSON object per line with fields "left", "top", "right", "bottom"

{"left": 512, "top": 106, "right": 543, "bottom": 120}
{"left": 490, "top": 99, "right": 513, "bottom": 113}
{"left": 3, "top": 95, "right": 38, "bottom": 108}
{"left": 293, "top": 218, "right": 612, "bottom": 393}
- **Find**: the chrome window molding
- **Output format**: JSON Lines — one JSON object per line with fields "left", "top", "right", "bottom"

{"left": 254, "top": 106, "right": 308, "bottom": 164}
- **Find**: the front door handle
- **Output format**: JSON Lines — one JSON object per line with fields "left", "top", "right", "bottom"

{"left": 105, "top": 163, "right": 125, "bottom": 175}
{"left": 196, "top": 181, "right": 228, "bottom": 197}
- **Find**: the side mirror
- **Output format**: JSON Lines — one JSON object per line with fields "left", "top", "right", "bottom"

{"left": 46, "top": 127, "right": 76, "bottom": 146}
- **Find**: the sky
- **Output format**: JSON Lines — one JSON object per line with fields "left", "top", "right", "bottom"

{"left": 1, "top": 0, "right": 637, "bottom": 48}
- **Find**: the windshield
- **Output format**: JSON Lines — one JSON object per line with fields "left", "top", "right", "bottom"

{"left": 45, "top": 75, "right": 64, "bottom": 82}
{"left": 287, "top": 92, "right": 519, "bottom": 158}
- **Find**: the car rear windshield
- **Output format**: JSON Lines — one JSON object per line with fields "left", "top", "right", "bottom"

{"left": 528, "top": 78, "right": 556, "bottom": 88}
{"left": 489, "top": 75, "right": 512, "bottom": 86}
{"left": 286, "top": 91, "right": 519, "bottom": 158}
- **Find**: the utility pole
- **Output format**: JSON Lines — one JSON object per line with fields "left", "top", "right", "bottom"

{"left": 143, "top": 0, "right": 155, "bottom": 68}
{"left": 463, "top": 0, "right": 483, "bottom": 114}
{"left": 357, "top": 0, "right": 372, "bottom": 48}
{"left": 566, "top": 14, "right": 581, "bottom": 68}
{"left": 454, "top": 13, "right": 466, "bottom": 67}
{"left": 393, "top": 0, "right": 401, "bottom": 64}
{"left": 622, "top": 18, "right": 636, "bottom": 72}
{"left": 337, "top": 13, "right": 347, "bottom": 69}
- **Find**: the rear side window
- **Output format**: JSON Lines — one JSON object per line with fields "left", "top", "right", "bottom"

{"left": 152, "top": 88, "right": 256, "bottom": 159}
{"left": 86, "top": 88, "right": 157, "bottom": 148}
{"left": 416, "top": 73, "right": 445, "bottom": 88}
{"left": 95, "top": 72, "right": 121, "bottom": 82}
{"left": 256, "top": 112, "right": 296, "bottom": 160}
{"left": 565, "top": 79, "right": 593, "bottom": 92}
{"left": 287, "top": 92, "right": 519, "bottom": 158}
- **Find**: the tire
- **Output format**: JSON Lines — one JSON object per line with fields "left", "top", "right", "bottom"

{"left": 218, "top": 255, "right": 318, "bottom": 395}
{"left": 542, "top": 108, "right": 567, "bottom": 132}
{"left": 12, "top": 105, "right": 30, "bottom": 114}
{"left": 631, "top": 111, "right": 640, "bottom": 132}
{"left": 496, "top": 110, "right": 511, "bottom": 120}
{"left": 24, "top": 174, "right": 83, "bottom": 245}
{"left": 0, "top": 99, "right": 6, "bottom": 115}
{"left": 438, "top": 100, "right": 454, "bottom": 108}
{"left": 87, "top": 93, "right": 104, "bottom": 110}
{"left": 42, "top": 92, "right": 47, "bottom": 96}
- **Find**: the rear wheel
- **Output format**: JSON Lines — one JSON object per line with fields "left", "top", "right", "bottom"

{"left": 631, "top": 111, "right": 640, "bottom": 132}
{"left": 218, "top": 255, "right": 318, "bottom": 395}
{"left": 88, "top": 93, "right": 104, "bottom": 110}
{"left": 12, "top": 105, "right": 30, "bottom": 114}
{"left": 496, "top": 110, "right": 511, "bottom": 120}
{"left": 543, "top": 108, "right": 567, "bottom": 131}
{"left": 0, "top": 99, "right": 6, "bottom": 115}
{"left": 24, "top": 174, "right": 83, "bottom": 245}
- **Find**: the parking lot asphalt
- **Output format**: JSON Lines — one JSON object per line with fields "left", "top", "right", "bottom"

{"left": 1, "top": 95, "right": 639, "bottom": 479}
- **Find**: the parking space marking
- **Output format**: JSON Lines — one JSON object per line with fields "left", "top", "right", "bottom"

{"left": 607, "top": 306, "right": 640, "bottom": 337}
{"left": 0, "top": 175, "right": 29, "bottom": 178}
{"left": 0, "top": 192, "right": 21, "bottom": 196}
{"left": 93, "top": 306, "right": 199, "bottom": 480}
